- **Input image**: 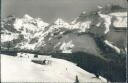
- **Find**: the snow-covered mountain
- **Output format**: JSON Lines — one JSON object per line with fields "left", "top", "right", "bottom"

{"left": 70, "top": 5, "right": 127, "bottom": 54}
{"left": 1, "top": 5, "right": 127, "bottom": 54}
{"left": 1, "top": 14, "right": 49, "bottom": 50}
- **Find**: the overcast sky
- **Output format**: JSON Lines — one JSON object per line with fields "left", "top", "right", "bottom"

{"left": 1, "top": 0, "right": 127, "bottom": 22}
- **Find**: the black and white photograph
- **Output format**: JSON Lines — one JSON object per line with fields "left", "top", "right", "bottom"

{"left": 0, "top": 0, "right": 127, "bottom": 82}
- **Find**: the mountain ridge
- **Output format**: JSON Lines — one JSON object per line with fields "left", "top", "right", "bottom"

{"left": 1, "top": 5, "right": 127, "bottom": 54}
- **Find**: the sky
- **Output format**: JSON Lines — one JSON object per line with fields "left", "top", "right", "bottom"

{"left": 1, "top": 0, "right": 127, "bottom": 23}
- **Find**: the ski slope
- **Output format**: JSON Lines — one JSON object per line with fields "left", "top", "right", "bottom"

{"left": 1, "top": 54, "right": 107, "bottom": 82}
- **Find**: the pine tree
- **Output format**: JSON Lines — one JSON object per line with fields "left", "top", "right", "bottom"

{"left": 7, "top": 41, "right": 11, "bottom": 51}
{"left": 74, "top": 75, "right": 79, "bottom": 83}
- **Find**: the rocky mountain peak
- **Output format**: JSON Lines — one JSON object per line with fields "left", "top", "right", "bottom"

{"left": 54, "top": 18, "right": 68, "bottom": 25}
{"left": 23, "top": 14, "right": 33, "bottom": 20}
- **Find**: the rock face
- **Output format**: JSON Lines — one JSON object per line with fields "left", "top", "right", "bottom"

{"left": 1, "top": 5, "right": 127, "bottom": 82}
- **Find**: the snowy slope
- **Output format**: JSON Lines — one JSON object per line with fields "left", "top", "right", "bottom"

{"left": 110, "top": 12, "right": 127, "bottom": 28}
{"left": 1, "top": 54, "right": 107, "bottom": 82}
